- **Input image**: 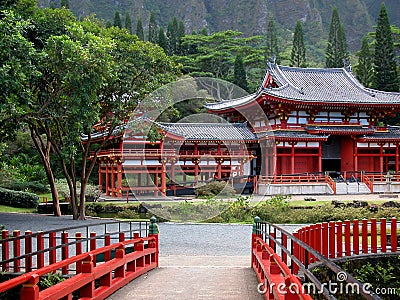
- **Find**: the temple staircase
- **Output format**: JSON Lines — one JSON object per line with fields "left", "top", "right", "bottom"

{"left": 335, "top": 181, "right": 371, "bottom": 194}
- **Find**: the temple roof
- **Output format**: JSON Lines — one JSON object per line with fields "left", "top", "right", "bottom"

{"left": 358, "top": 126, "right": 400, "bottom": 142}
{"left": 205, "top": 63, "right": 400, "bottom": 111}
{"left": 156, "top": 122, "right": 257, "bottom": 142}
{"left": 271, "top": 130, "right": 329, "bottom": 141}
{"left": 305, "top": 124, "right": 375, "bottom": 135}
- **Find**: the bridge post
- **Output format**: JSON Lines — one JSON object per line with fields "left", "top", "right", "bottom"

{"left": 1, "top": 230, "right": 9, "bottom": 272}
{"left": 148, "top": 216, "right": 159, "bottom": 267}
{"left": 252, "top": 217, "right": 261, "bottom": 267}
{"left": 20, "top": 274, "right": 40, "bottom": 300}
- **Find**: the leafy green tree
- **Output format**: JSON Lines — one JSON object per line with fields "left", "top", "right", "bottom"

{"left": 177, "top": 20, "right": 185, "bottom": 54}
{"left": 265, "top": 15, "right": 279, "bottom": 63}
{"left": 157, "top": 27, "right": 167, "bottom": 51}
{"left": 354, "top": 36, "right": 373, "bottom": 87}
{"left": 124, "top": 12, "right": 132, "bottom": 33}
{"left": 325, "top": 6, "right": 349, "bottom": 68}
{"left": 60, "top": 0, "right": 69, "bottom": 9}
{"left": 290, "top": 20, "right": 306, "bottom": 67}
{"left": 113, "top": 11, "right": 122, "bottom": 28}
{"left": 148, "top": 12, "right": 157, "bottom": 43}
{"left": 373, "top": 3, "right": 398, "bottom": 92}
{"left": 136, "top": 18, "right": 144, "bottom": 40}
{"left": 233, "top": 54, "right": 248, "bottom": 91}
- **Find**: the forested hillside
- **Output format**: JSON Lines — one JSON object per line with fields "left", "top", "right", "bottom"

{"left": 37, "top": 0, "right": 400, "bottom": 52}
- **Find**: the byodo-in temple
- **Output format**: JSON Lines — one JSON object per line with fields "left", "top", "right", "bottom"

{"left": 90, "top": 62, "right": 400, "bottom": 197}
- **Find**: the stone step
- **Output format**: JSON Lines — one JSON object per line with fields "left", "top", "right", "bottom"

{"left": 335, "top": 182, "right": 371, "bottom": 194}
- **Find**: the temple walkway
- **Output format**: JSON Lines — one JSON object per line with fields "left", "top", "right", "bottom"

{"left": 107, "top": 255, "right": 263, "bottom": 300}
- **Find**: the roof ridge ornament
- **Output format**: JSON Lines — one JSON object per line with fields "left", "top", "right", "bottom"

{"left": 269, "top": 55, "right": 276, "bottom": 65}
{"left": 343, "top": 58, "right": 352, "bottom": 72}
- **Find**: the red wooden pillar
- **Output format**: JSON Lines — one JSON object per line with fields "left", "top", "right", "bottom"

{"left": 90, "top": 232, "right": 97, "bottom": 267}
{"left": 1, "top": 230, "right": 9, "bottom": 272}
{"left": 111, "top": 164, "right": 116, "bottom": 197}
{"left": 344, "top": 220, "right": 351, "bottom": 256}
{"left": 117, "top": 161, "right": 123, "bottom": 198}
{"left": 391, "top": 217, "right": 397, "bottom": 252}
{"left": 75, "top": 232, "right": 82, "bottom": 274}
{"left": 380, "top": 218, "right": 387, "bottom": 253}
{"left": 20, "top": 274, "right": 40, "bottom": 300}
{"left": 49, "top": 232, "right": 56, "bottom": 265}
{"left": 61, "top": 232, "right": 69, "bottom": 275}
{"left": 37, "top": 231, "right": 45, "bottom": 269}
{"left": 80, "top": 254, "right": 95, "bottom": 298}
{"left": 336, "top": 221, "right": 342, "bottom": 258}
{"left": 154, "top": 169, "right": 159, "bottom": 197}
{"left": 98, "top": 165, "right": 103, "bottom": 191}
{"left": 321, "top": 222, "right": 328, "bottom": 258}
{"left": 282, "top": 234, "right": 287, "bottom": 265}
{"left": 318, "top": 142, "right": 322, "bottom": 173}
{"left": 379, "top": 144, "right": 384, "bottom": 173}
{"left": 291, "top": 142, "right": 295, "bottom": 174}
{"left": 371, "top": 218, "right": 377, "bottom": 253}
{"left": 354, "top": 142, "right": 358, "bottom": 171}
{"left": 13, "top": 230, "right": 20, "bottom": 272}
{"left": 362, "top": 219, "right": 369, "bottom": 254}
{"left": 105, "top": 164, "right": 110, "bottom": 196}
{"left": 292, "top": 232, "right": 300, "bottom": 274}
{"left": 328, "top": 221, "right": 335, "bottom": 258}
{"left": 25, "top": 230, "right": 32, "bottom": 272}
{"left": 161, "top": 161, "right": 167, "bottom": 196}
{"left": 353, "top": 219, "right": 359, "bottom": 255}
{"left": 104, "top": 233, "right": 111, "bottom": 261}
{"left": 396, "top": 144, "right": 399, "bottom": 173}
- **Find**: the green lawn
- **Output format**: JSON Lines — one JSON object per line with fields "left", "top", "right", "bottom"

{"left": 0, "top": 205, "right": 36, "bottom": 213}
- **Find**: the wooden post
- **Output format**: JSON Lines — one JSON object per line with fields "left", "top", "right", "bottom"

{"left": 353, "top": 220, "right": 359, "bottom": 255}
{"left": 149, "top": 217, "right": 159, "bottom": 267}
{"left": 336, "top": 221, "right": 342, "bottom": 258}
{"left": 80, "top": 254, "right": 94, "bottom": 298}
{"left": 75, "top": 232, "right": 82, "bottom": 274}
{"left": 105, "top": 164, "right": 110, "bottom": 196}
{"left": 37, "top": 231, "right": 45, "bottom": 269}
{"left": 380, "top": 218, "right": 387, "bottom": 253}
{"left": 321, "top": 222, "right": 328, "bottom": 258}
{"left": 391, "top": 217, "right": 397, "bottom": 252}
{"left": 104, "top": 233, "right": 111, "bottom": 261}
{"left": 13, "top": 230, "right": 20, "bottom": 272}
{"left": 371, "top": 218, "right": 377, "bottom": 253}
{"left": 329, "top": 221, "right": 335, "bottom": 258}
{"left": 25, "top": 230, "right": 32, "bottom": 272}
{"left": 117, "top": 162, "right": 123, "bottom": 198}
{"left": 49, "top": 232, "right": 56, "bottom": 265}
{"left": 344, "top": 220, "right": 351, "bottom": 256}
{"left": 292, "top": 232, "right": 299, "bottom": 274}
{"left": 90, "top": 232, "right": 96, "bottom": 267}
{"left": 61, "top": 232, "right": 69, "bottom": 275}
{"left": 362, "top": 219, "right": 368, "bottom": 254}
{"left": 1, "top": 230, "right": 9, "bottom": 272}
{"left": 251, "top": 217, "right": 262, "bottom": 267}
{"left": 20, "top": 274, "right": 40, "bottom": 300}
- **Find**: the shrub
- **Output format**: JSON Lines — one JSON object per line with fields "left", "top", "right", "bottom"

{"left": 1, "top": 181, "right": 50, "bottom": 193}
{"left": 0, "top": 187, "right": 39, "bottom": 208}
{"left": 196, "top": 181, "right": 236, "bottom": 198}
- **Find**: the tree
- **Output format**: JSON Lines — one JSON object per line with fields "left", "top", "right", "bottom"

{"left": 166, "top": 17, "right": 179, "bottom": 55}
{"left": 177, "top": 20, "right": 185, "bottom": 54}
{"left": 325, "top": 6, "right": 349, "bottom": 68}
{"left": 124, "top": 12, "right": 132, "bottom": 34}
{"left": 354, "top": 36, "right": 373, "bottom": 87}
{"left": 265, "top": 15, "right": 279, "bottom": 63}
{"left": 136, "top": 18, "right": 144, "bottom": 40}
{"left": 60, "top": 0, "right": 69, "bottom": 9}
{"left": 373, "top": 3, "right": 398, "bottom": 92}
{"left": 113, "top": 12, "right": 122, "bottom": 28}
{"left": 233, "top": 54, "right": 248, "bottom": 91}
{"left": 290, "top": 20, "right": 306, "bottom": 67}
{"left": 148, "top": 12, "right": 157, "bottom": 43}
{"left": 157, "top": 27, "right": 167, "bottom": 51}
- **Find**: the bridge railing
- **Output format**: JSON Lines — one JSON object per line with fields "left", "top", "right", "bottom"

{"left": 0, "top": 218, "right": 159, "bottom": 300}
{"left": 251, "top": 217, "right": 394, "bottom": 299}
{"left": 1, "top": 220, "right": 149, "bottom": 274}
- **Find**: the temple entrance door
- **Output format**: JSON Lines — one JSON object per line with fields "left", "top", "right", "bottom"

{"left": 322, "top": 136, "right": 341, "bottom": 177}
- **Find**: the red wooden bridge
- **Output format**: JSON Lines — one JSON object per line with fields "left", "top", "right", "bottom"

{"left": 0, "top": 217, "right": 399, "bottom": 299}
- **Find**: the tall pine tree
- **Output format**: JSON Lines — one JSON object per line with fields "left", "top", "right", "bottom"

{"left": 158, "top": 27, "right": 168, "bottom": 52}
{"left": 290, "top": 21, "right": 306, "bottom": 67}
{"left": 373, "top": 3, "right": 399, "bottom": 92}
{"left": 136, "top": 19, "right": 144, "bottom": 41}
{"left": 125, "top": 12, "right": 132, "bottom": 34}
{"left": 166, "top": 17, "right": 179, "bottom": 55}
{"left": 148, "top": 12, "right": 158, "bottom": 43}
{"left": 113, "top": 12, "right": 122, "bottom": 29}
{"left": 325, "top": 7, "right": 349, "bottom": 68}
{"left": 265, "top": 15, "right": 279, "bottom": 63}
{"left": 233, "top": 54, "right": 248, "bottom": 91}
{"left": 354, "top": 36, "right": 373, "bottom": 87}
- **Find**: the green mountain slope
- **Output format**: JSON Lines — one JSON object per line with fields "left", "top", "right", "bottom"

{"left": 38, "top": 0, "right": 399, "bottom": 51}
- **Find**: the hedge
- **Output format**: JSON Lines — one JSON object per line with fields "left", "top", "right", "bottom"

{"left": 0, "top": 187, "right": 39, "bottom": 208}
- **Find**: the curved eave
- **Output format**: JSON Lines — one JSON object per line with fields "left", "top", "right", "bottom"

{"left": 306, "top": 129, "right": 375, "bottom": 135}
{"left": 274, "top": 136, "right": 329, "bottom": 142}
{"left": 357, "top": 137, "right": 400, "bottom": 143}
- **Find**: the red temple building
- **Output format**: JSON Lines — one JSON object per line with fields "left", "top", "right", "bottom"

{"left": 92, "top": 63, "right": 400, "bottom": 196}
